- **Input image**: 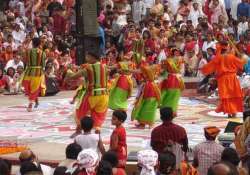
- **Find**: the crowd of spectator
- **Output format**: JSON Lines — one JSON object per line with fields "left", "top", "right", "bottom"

{"left": 0, "top": 0, "right": 249, "bottom": 95}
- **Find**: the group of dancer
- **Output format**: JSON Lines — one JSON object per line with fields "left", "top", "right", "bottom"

{"left": 22, "top": 35, "right": 247, "bottom": 137}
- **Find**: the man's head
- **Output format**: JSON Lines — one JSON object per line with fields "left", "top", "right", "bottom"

{"left": 204, "top": 126, "right": 221, "bottom": 141}
{"left": 19, "top": 150, "right": 36, "bottom": 163}
{"left": 65, "top": 143, "right": 82, "bottom": 160}
{"left": 32, "top": 38, "right": 41, "bottom": 48}
{"left": 221, "top": 148, "right": 240, "bottom": 166}
{"left": 102, "top": 151, "right": 118, "bottom": 168}
{"left": 160, "top": 107, "right": 174, "bottom": 122}
{"left": 193, "top": 2, "right": 199, "bottom": 10}
{"left": 207, "top": 161, "right": 239, "bottom": 175}
{"left": 159, "top": 151, "right": 176, "bottom": 174}
{"left": 7, "top": 34, "right": 13, "bottom": 43}
{"left": 0, "top": 159, "right": 11, "bottom": 175}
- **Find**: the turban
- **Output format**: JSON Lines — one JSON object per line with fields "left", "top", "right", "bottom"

{"left": 137, "top": 150, "right": 158, "bottom": 175}
{"left": 77, "top": 149, "right": 99, "bottom": 175}
{"left": 204, "top": 126, "right": 221, "bottom": 138}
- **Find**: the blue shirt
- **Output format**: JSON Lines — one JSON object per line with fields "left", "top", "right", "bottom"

{"left": 224, "top": 0, "right": 232, "bottom": 10}
{"left": 98, "top": 26, "right": 105, "bottom": 56}
{"left": 237, "top": 2, "right": 250, "bottom": 17}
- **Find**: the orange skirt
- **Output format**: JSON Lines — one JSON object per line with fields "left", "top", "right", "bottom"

{"left": 216, "top": 97, "right": 243, "bottom": 114}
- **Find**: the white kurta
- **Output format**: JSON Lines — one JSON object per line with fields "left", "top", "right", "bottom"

{"left": 168, "top": 0, "right": 180, "bottom": 15}
{"left": 188, "top": 8, "right": 204, "bottom": 27}
{"left": 132, "top": 1, "right": 146, "bottom": 24}
{"left": 231, "top": 0, "right": 241, "bottom": 20}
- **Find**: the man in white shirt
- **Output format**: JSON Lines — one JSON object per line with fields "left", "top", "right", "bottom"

{"left": 132, "top": 0, "right": 146, "bottom": 24}
{"left": 12, "top": 24, "right": 26, "bottom": 46}
{"left": 5, "top": 52, "right": 24, "bottom": 71}
{"left": 168, "top": 0, "right": 180, "bottom": 15}
{"left": 143, "top": 0, "right": 155, "bottom": 16}
{"left": 188, "top": 2, "right": 204, "bottom": 27}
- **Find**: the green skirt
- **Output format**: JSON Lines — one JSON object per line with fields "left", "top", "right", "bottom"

{"left": 161, "top": 89, "right": 181, "bottom": 112}
{"left": 132, "top": 98, "right": 158, "bottom": 125}
{"left": 109, "top": 87, "right": 128, "bottom": 110}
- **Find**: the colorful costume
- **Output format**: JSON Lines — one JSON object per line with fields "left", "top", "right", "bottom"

{"left": 22, "top": 48, "right": 46, "bottom": 103}
{"left": 201, "top": 53, "right": 245, "bottom": 114}
{"left": 76, "top": 62, "right": 109, "bottom": 130}
{"left": 108, "top": 62, "right": 133, "bottom": 110}
{"left": 132, "top": 66, "right": 161, "bottom": 126}
{"left": 161, "top": 57, "right": 185, "bottom": 113}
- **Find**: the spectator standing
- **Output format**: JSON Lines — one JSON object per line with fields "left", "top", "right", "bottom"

{"left": 143, "top": 0, "right": 155, "bottom": 17}
{"left": 151, "top": 107, "right": 188, "bottom": 157}
{"left": 193, "top": 126, "right": 224, "bottom": 175}
{"left": 132, "top": 0, "right": 146, "bottom": 24}
{"left": 237, "top": 0, "right": 250, "bottom": 18}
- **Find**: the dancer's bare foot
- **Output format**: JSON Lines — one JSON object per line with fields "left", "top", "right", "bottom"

{"left": 27, "top": 103, "right": 33, "bottom": 112}
{"left": 135, "top": 124, "right": 145, "bottom": 129}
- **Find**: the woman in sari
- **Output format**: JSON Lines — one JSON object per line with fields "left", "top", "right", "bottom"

{"left": 161, "top": 48, "right": 185, "bottom": 117}
{"left": 132, "top": 65, "right": 161, "bottom": 128}
{"left": 209, "top": 0, "right": 228, "bottom": 24}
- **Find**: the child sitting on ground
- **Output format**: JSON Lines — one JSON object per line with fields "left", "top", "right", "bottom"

{"left": 110, "top": 110, "right": 127, "bottom": 169}
{"left": 74, "top": 117, "right": 105, "bottom": 156}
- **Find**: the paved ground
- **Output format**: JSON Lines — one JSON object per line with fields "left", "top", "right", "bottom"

{"left": 0, "top": 89, "right": 243, "bottom": 165}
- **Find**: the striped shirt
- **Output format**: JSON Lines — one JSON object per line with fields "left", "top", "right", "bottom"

{"left": 81, "top": 62, "right": 108, "bottom": 96}
{"left": 193, "top": 140, "right": 224, "bottom": 175}
{"left": 25, "top": 48, "right": 46, "bottom": 77}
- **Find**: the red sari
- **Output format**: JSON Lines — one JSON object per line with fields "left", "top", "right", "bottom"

{"left": 110, "top": 126, "right": 127, "bottom": 168}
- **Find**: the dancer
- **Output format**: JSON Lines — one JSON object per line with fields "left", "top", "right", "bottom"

{"left": 161, "top": 48, "right": 185, "bottom": 117}
{"left": 132, "top": 65, "right": 161, "bottom": 128}
{"left": 200, "top": 41, "right": 246, "bottom": 118}
{"left": 66, "top": 52, "right": 109, "bottom": 137}
{"left": 108, "top": 61, "right": 133, "bottom": 111}
{"left": 22, "top": 38, "right": 46, "bottom": 112}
